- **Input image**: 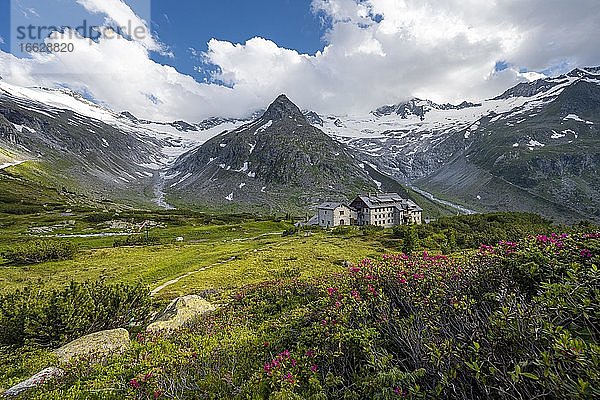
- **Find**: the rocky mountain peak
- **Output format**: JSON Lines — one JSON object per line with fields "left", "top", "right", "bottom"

{"left": 262, "top": 94, "right": 306, "bottom": 121}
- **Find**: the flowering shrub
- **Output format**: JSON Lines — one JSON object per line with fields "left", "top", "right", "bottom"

{"left": 6, "top": 231, "right": 599, "bottom": 399}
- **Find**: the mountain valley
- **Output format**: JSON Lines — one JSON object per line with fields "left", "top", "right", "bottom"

{"left": 1, "top": 67, "right": 599, "bottom": 223}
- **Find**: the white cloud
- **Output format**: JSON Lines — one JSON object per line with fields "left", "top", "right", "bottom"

{"left": 0, "top": 37, "right": 4, "bottom": 45}
{"left": 1, "top": 0, "right": 599, "bottom": 121}
{"left": 75, "top": 0, "right": 163, "bottom": 52}
{"left": 202, "top": 0, "right": 600, "bottom": 112}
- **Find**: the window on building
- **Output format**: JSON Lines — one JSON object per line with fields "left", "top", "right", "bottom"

{"left": 339, "top": 210, "right": 345, "bottom": 216}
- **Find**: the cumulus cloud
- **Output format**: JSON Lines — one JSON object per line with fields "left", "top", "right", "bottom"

{"left": 1, "top": 0, "right": 599, "bottom": 121}
{"left": 75, "top": 0, "right": 163, "bottom": 52}
{"left": 206, "top": 0, "right": 600, "bottom": 111}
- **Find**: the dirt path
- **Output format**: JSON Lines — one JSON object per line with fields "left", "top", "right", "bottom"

{"left": 150, "top": 257, "right": 236, "bottom": 296}
{"left": 150, "top": 233, "right": 291, "bottom": 297}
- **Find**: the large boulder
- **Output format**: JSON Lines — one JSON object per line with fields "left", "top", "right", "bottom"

{"left": 2, "top": 367, "right": 64, "bottom": 398}
{"left": 147, "top": 295, "right": 216, "bottom": 333}
{"left": 54, "top": 328, "right": 130, "bottom": 363}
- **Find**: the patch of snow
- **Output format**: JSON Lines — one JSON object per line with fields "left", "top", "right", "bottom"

{"left": 564, "top": 114, "right": 584, "bottom": 122}
{"left": 0, "top": 160, "right": 28, "bottom": 170}
{"left": 219, "top": 143, "right": 227, "bottom": 148}
{"left": 562, "top": 129, "right": 577, "bottom": 138}
{"left": 170, "top": 173, "right": 192, "bottom": 187}
{"left": 137, "top": 162, "right": 165, "bottom": 170}
{"left": 564, "top": 114, "right": 594, "bottom": 125}
{"left": 528, "top": 139, "right": 545, "bottom": 148}
{"left": 164, "top": 171, "right": 181, "bottom": 180}
{"left": 239, "top": 182, "right": 246, "bottom": 189}
{"left": 225, "top": 192, "right": 234, "bottom": 201}
{"left": 247, "top": 172, "right": 256, "bottom": 178}
{"left": 255, "top": 120, "right": 273, "bottom": 134}
{"left": 512, "top": 143, "right": 519, "bottom": 147}
{"left": 12, "top": 123, "right": 36, "bottom": 133}
{"left": 550, "top": 130, "right": 565, "bottom": 139}
{"left": 261, "top": 186, "right": 267, "bottom": 193}
{"left": 249, "top": 143, "right": 256, "bottom": 154}
{"left": 235, "top": 162, "right": 249, "bottom": 173}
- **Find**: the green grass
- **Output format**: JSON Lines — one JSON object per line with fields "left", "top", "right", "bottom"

{"left": 0, "top": 206, "right": 390, "bottom": 301}
{"left": 0, "top": 231, "right": 386, "bottom": 301}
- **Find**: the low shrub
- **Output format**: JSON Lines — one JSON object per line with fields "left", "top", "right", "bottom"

{"left": 113, "top": 235, "right": 161, "bottom": 247}
{"left": 4, "top": 231, "right": 599, "bottom": 399}
{"left": 0, "top": 280, "right": 152, "bottom": 347}
{"left": 330, "top": 226, "right": 354, "bottom": 235}
{"left": 282, "top": 228, "right": 299, "bottom": 237}
{"left": 1, "top": 240, "right": 78, "bottom": 265}
{"left": 360, "top": 224, "right": 384, "bottom": 236}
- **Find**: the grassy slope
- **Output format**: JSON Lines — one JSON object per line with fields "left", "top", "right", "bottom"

{"left": 0, "top": 209, "right": 389, "bottom": 301}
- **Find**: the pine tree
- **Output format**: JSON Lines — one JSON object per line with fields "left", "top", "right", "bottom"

{"left": 402, "top": 225, "right": 419, "bottom": 254}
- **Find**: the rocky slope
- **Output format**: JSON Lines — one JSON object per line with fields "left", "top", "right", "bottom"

{"left": 421, "top": 73, "right": 600, "bottom": 223}
{"left": 0, "top": 67, "right": 598, "bottom": 222}
{"left": 0, "top": 81, "right": 250, "bottom": 207}
{"left": 164, "top": 95, "right": 378, "bottom": 212}
{"left": 315, "top": 67, "right": 600, "bottom": 223}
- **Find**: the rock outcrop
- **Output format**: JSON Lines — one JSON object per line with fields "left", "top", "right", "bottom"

{"left": 54, "top": 328, "right": 131, "bottom": 363}
{"left": 147, "top": 295, "right": 216, "bottom": 333}
{"left": 2, "top": 367, "right": 64, "bottom": 398}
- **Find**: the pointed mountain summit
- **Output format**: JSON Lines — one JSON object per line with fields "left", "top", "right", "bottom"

{"left": 262, "top": 94, "right": 306, "bottom": 121}
{"left": 165, "top": 95, "right": 378, "bottom": 212}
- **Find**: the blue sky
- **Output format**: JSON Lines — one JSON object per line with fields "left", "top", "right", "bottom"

{"left": 0, "top": 0, "right": 326, "bottom": 82}
{"left": 150, "top": 0, "right": 326, "bottom": 82}
{"left": 1, "top": 0, "right": 598, "bottom": 121}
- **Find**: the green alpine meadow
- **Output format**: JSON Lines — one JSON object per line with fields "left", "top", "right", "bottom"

{"left": 1, "top": 1, "right": 600, "bottom": 399}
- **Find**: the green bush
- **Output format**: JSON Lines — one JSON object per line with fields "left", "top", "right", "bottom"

{"left": 1, "top": 240, "right": 78, "bottom": 265}
{"left": 3, "top": 230, "right": 599, "bottom": 399}
{"left": 282, "top": 227, "right": 299, "bottom": 237}
{"left": 390, "top": 212, "right": 555, "bottom": 252}
{"left": 331, "top": 226, "right": 354, "bottom": 235}
{"left": 0, "top": 280, "right": 152, "bottom": 347}
{"left": 113, "top": 235, "right": 161, "bottom": 247}
{"left": 360, "top": 224, "right": 384, "bottom": 236}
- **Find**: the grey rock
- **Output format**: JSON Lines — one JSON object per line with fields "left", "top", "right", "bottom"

{"left": 2, "top": 367, "right": 64, "bottom": 398}
{"left": 53, "top": 328, "right": 130, "bottom": 363}
{"left": 147, "top": 295, "right": 216, "bottom": 333}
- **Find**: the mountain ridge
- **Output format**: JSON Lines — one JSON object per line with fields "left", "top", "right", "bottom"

{"left": 0, "top": 67, "right": 599, "bottom": 222}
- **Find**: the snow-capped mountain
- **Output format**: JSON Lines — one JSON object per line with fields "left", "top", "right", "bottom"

{"left": 315, "top": 67, "right": 600, "bottom": 222}
{"left": 0, "top": 66, "right": 598, "bottom": 222}
{"left": 0, "top": 80, "right": 252, "bottom": 206}
{"left": 372, "top": 98, "right": 480, "bottom": 119}
{"left": 164, "top": 95, "right": 377, "bottom": 212}
{"left": 316, "top": 67, "right": 600, "bottom": 184}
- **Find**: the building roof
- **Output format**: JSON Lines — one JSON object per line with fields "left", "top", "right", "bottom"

{"left": 317, "top": 202, "right": 346, "bottom": 210}
{"left": 352, "top": 193, "right": 423, "bottom": 212}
